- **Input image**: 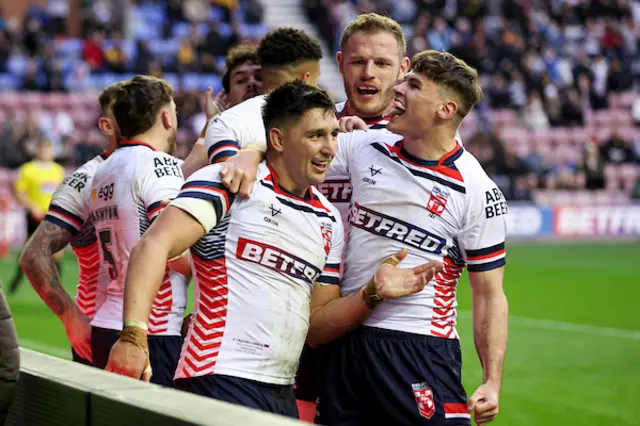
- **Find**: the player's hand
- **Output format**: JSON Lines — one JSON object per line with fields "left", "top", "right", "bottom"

{"left": 220, "top": 149, "right": 262, "bottom": 198}
{"left": 62, "top": 306, "right": 92, "bottom": 362}
{"left": 374, "top": 248, "right": 443, "bottom": 299}
{"left": 468, "top": 382, "right": 500, "bottom": 425}
{"left": 204, "top": 87, "right": 229, "bottom": 120}
{"left": 338, "top": 116, "right": 368, "bottom": 132}
{"left": 105, "top": 339, "right": 152, "bottom": 382}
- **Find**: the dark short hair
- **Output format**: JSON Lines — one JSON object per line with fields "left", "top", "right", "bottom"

{"left": 111, "top": 75, "right": 174, "bottom": 140}
{"left": 98, "top": 81, "right": 125, "bottom": 113}
{"left": 222, "top": 44, "right": 260, "bottom": 92}
{"left": 262, "top": 80, "right": 335, "bottom": 141}
{"left": 411, "top": 50, "right": 482, "bottom": 117}
{"left": 258, "top": 28, "right": 322, "bottom": 69}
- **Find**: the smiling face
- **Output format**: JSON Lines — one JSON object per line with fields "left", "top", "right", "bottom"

{"left": 269, "top": 108, "right": 339, "bottom": 195}
{"left": 387, "top": 72, "right": 448, "bottom": 138}
{"left": 338, "top": 30, "right": 409, "bottom": 117}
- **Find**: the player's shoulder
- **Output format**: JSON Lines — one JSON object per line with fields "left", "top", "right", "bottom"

{"left": 217, "top": 94, "right": 266, "bottom": 126}
{"left": 76, "top": 154, "right": 107, "bottom": 176}
{"left": 311, "top": 187, "right": 342, "bottom": 221}
{"left": 184, "top": 162, "right": 225, "bottom": 185}
{"left": 456, "top": 149, "right": 499, "bottom": 192}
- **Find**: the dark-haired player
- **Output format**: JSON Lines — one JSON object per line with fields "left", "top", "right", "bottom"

{"left": 181, "top": 27, "right": 324, "bottom": 177}
{"left": 104, "top": 81, "right": 441, "bottom": 417}
{"left": 88, "top": 75, "right": 189, "bottom": 387}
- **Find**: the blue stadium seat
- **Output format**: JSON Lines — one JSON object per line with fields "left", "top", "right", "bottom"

{"left": 163, "top": 73, "right": 180, "bottom": 90}
{"left": 181, "top": 73, "right": 201, "bottom": 91}
{"left": 198, "top": 74, "right": 222, "bottom": 92}
{"left": 210, "top": 6, "right": 225, "bottom": 22}
{"left": 172, "top": 22, "right": 191, "bottom": 39}
{"left": 7, "top": 56, "right": 29, "bottom": 77}
{"left": 0, "top": 73, "right": 18, "bottom": 90}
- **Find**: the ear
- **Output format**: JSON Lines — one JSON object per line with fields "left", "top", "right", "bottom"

{"left": 301, "top": 71, "right": 311, "bottom": 83}
{"left": 268, "top": 128, "right": 285, "bottom": 153}
{"left": 399, "top": 56, "right": 410, "bottom": 77}
{"left": 98, "top": 117, "right": 114, "bottom": 137}
{"left": 336, "top": 51, "right": 344, "bottom": 75}
{"left": 437, "top": 99, "right": 458, "bottom": 120}
{"left": 161, "top": 109, "right": 172, "bottom": 130}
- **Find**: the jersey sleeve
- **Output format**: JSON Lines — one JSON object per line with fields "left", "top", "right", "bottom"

{"left": 14, "top": 164, "right": 29, "bottom": 193}
{"left": 169, "top": 165, "right": 236, "bottom": 233}
{"left": 44, "top": 171, "right": 92, "bottom": 235}
{"left": 458, "top": 182, "right": 507, "bottom": 273}
{"left": 139, "top": 155, "right": 185, "bottom": 223}
{"left": 204, "top": 116, "right": 241, "bottom": 164}
{"left": 316, "top": 213, "right": 345, "bottom": 286}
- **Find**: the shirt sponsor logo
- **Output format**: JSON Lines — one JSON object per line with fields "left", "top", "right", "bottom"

{"left": 236, "top": 237, "right": 321, "bottom": 283}
{"left": 316, "top": 179, "right": 352, "bottom": 202}
{"left": 350, "top": 202, "right": 446, "bottom": 254}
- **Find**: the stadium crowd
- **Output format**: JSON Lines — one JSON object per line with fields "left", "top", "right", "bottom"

{"left": 0, "top": 0, "right": 639, "bottom": 202}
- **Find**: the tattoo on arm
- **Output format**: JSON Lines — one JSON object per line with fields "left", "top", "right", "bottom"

{"left": 20, "top": 221, "right": 74, "bottom": 318}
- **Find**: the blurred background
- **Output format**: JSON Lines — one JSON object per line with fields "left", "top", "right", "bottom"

{"left": 0, "top": 1, "right": 638, "bottom": 425}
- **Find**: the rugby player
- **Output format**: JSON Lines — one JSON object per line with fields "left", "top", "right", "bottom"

{"left": 19, "top": 82, "right": 124, "bottom": 364}
{"left": 104, "top": 82, "right": 442, "bottom": 417}
{"left": 220, "top": 51, "right": 508, "bottom": 426}
{"left": 88, "top": 76, "right": 189, "bottom": 386}
{"left": 179, "top": 27, "right": 323, "bottom": 183}
{"left": 181, "top": 44, "right": 262, "bottom": 178}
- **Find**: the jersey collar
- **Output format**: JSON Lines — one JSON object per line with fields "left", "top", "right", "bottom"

{"left": 265, "top": 163, "right": 313, "bottom": 202}
{"left": 398, "top": 140, "right": 464, "bottom": 167}
{"left": 118, "top": 140, "right": 157, "bottom": 151}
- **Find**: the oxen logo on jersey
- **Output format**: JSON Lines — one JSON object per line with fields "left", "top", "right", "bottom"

{"left": 320, "top": 223, "right": 332, "bottom": 255}
{"left": 236, "top": 237, "right": 322, "bottom": 284}
{"left": 369, "top": 165, "right": 382, "bottom": 176}
{"left": 411, "top": 382, "right": 435, "bottom": 419}
{"left": 426, "top": 186, "right": 449, "bottom": 217}
{"left": 269, "top": 204, "right": 282, "bottom": 217}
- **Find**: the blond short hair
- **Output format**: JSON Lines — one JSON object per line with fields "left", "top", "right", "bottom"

{"left": 340, "top": 13, "right": 406, "bottom": 55}
{"left": 411, "top": 50, "right": 483, "bottom": 117}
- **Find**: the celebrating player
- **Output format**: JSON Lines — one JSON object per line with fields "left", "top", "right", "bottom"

{"left": 219, "top": 51, "right": 508, "bottom": 426}
{"left": 104, "top": 81, "right": 441, "bottom": 417}
{"left": 19, "top": 82, "right": 123, "bottom": 364}
{"left": 88, "top": 76, "right": 188, "bottom": 386}
{"left": 181, "top": 44, "right": 263, "bottom": 178}
{"left": 180, "top": 27, "right": 323, "bottom": 181}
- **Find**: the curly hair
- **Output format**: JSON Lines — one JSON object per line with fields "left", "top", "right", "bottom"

{"left": 262, "top": 80, "right": 335, "bottom": 139}
{"left": 258, "top": 28, "right": 322, "bottom": 69}
{"left": 411, "top": 50, "right": 483, "bottom": 117}
{"left": 98, "top": 81, "right": 126, "bottom": 113}
{"left": 222, "top": 43, "right": 260, "bottom": 92}
{"left": 111, "top": 75, "right": 174, "bottom": 140}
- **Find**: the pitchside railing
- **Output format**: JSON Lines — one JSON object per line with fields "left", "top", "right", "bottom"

{"left": 6, "top": 348, "right": 304, "bottom": 426}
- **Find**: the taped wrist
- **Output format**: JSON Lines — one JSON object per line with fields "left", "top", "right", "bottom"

{"left": 119, "top": 323, "right": 150, "bottom": 372}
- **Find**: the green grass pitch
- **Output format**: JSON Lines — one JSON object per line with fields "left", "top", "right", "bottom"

{"left": 1, "top": 243, "right": 639, "bottom": 425}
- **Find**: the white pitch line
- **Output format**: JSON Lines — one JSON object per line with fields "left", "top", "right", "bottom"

{"left": 20, "top": 339, "right": 71, "bottom": 359}
{"left": 457, "top": 311, "right": 640, "bottom": 340}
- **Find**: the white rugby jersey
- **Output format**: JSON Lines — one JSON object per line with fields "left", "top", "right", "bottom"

{"left": 170, "top": 161, "right": 343, "bottom": 385}
{"left": 332, "top": 130, "right": 507, "bottom": 339}
{"left": 204, "top": 94, "right": 267, "bottom": 164}
{"left": 44, "top": 151, "right": 109, "bottom": 319}
{"left": 88, "top": 140, "right": 187, "bottom": 336}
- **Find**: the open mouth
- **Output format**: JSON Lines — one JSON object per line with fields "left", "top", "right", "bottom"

{"left": 311, "top": 159, "right": 330, "bottom": 172}
{"left": 356, "top": 86, "right": 379, "bottom": 98}
{"left": 389, "top": 98, "right": 406, "bottom": 117}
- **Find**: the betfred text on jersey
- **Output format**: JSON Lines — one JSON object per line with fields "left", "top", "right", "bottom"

{"left": 236, "top": 237, "right": 321, "bottom": 284}
{"left": 316, "top": 179, "right": 352, "bottom": 203}
{"left": 350, "top": 202, "right": 446, "bottom": 254}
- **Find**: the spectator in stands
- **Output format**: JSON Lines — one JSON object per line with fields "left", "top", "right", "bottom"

{"left": 23, "top": 18, "right": 44, "bottom": 57}
{"left": 164, "top": 0, "right": 186, "bottom": 38}
{"left": 520, "top": 91, "right": 550, "bottom": 131}
{"left": 177, "top": 38, "right": 198, "bottom": 73}
{"left": 83, "top": 31, "right": 105, "bottom": 72}
{"left": 427, "top": 16, "right": 454, "bottom": 51}
{"left": 590, "top": 55, "right": 609, "bottom": 109}
{"left": 579, "top": 138, "right": 606, "bottom": 190}
{"left": 488, "top": 73, "right": 512, "bottom": 109}
{"left": 560, "top": 89, "right": 585, "bottom": 127}
{"left": 104, "top": 31, "right": 128, "bottom": 74}
{"left": 607, "top": 58, "right": 634, "bottom": 92}
{"left": 601, "top": 131, "right": 635, "bottom": 163}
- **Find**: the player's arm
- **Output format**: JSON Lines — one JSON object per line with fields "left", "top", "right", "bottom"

{"left": 106, "top": 169, "right": 232, "bottom": 380}
{"left": 181, "top": 88, "right": 223, "bottom": 178}
{"left": 307, "top": 249, "right": 443, "bottom": 347}
{"left": 19, "top": 220, "right": 92, "bottom": 361}
{"left": 460, "top": 185, "right": 509, "bottom": 426}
